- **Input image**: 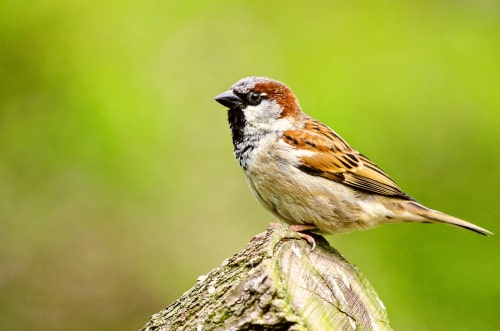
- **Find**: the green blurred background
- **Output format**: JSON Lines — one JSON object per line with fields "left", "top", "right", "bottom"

{"left": 1, "top": 1, "right": 499, "bottom": 330}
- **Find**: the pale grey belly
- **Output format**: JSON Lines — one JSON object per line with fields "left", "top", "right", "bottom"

{"left": 245, "top": 166, "right": 381, "bottom": 234}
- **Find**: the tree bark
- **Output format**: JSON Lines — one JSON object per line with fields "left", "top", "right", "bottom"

{"left": 140, "top": 223, "right": 391, "bottom": 331}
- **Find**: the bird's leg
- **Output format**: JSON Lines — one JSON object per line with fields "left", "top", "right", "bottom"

{"left": 290, "top": 224, "right": 318, "bottom": 251}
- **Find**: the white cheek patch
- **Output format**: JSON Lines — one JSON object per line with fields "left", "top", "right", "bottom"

{"left": 243, "top": 99, "right": 282, "bottom": 124}
{"left": 242, "top": 100, "right": 295, "bottom": 141}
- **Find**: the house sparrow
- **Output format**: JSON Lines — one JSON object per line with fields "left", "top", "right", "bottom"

{"left": 215, "top": 76, "right": 492, "bottom": 248}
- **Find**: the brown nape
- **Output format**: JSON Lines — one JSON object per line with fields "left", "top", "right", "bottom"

{"left": 253, "top": 81, "right": 301, "bottom": 117}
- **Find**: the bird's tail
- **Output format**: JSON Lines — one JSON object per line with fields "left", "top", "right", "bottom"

{"left": 403, "top": 201, "right": 493, "bottom": 235}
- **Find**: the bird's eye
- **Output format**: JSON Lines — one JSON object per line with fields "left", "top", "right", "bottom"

{"left": 247, "top": 92, "right": 265, "bottom": 106}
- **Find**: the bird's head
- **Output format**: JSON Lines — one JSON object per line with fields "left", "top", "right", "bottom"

{"left": 215, "top": 76, "right": 302, "bottom": 124}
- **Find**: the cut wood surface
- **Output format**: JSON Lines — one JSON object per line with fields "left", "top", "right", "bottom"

{"left": 141, "top": 223, "right": 391, "bottom": 331}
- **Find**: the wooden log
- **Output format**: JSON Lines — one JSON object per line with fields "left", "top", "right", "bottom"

{"left": 141, "top": 223, "right": 391, "bottom": 331}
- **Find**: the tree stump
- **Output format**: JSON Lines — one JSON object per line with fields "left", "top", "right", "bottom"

{"left": 140, "top": 223, "right": 391, "bottom": 331}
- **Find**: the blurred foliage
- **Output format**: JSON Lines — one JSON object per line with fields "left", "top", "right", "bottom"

{"left": 0, "top": 0, "right": 499, "bottom": 330}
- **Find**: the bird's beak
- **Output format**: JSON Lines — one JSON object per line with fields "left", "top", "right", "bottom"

{"left": 214, "top": 90, "right": 242, "bottom": 108}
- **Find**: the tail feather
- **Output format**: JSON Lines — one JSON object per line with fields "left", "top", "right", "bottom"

{"left": 405, "top": 201, "right": 493, "bottom": 236}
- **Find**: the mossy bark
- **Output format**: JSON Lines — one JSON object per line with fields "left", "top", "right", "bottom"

{"left": 140, "top": 223, "right": 391, "bottom": 331}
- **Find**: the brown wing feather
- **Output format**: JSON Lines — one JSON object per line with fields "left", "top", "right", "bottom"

{"left": 282, "top": 120, "right": 414, "bottom": 200}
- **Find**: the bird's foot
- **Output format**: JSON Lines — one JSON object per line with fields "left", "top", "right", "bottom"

{"left": 290, "top": 224, "right": 318, "bottom": 251}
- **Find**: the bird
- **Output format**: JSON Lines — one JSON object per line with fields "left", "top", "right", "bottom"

{"left": 214, "top": 76, "right": 492, "bottom": 248}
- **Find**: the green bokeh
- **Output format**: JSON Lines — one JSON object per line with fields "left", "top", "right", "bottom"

{"left": 1, "top": 1, "right": 499, "bottom": 330}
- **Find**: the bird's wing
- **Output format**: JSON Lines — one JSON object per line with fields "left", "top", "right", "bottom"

{"left": 282, "top": 120, "right": 414, "bottom": 200}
